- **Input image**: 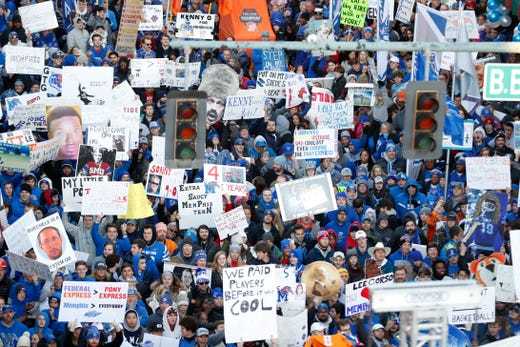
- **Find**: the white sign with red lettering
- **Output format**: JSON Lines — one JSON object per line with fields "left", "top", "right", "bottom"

{"left": 58, "top": 281, "right": 129, "bottom": 323}
{"left": 81, "top": 181, "right": 130, "bottom": 215}
{"left": 145, "top": 163, "right": 185, "bottom": 199}
{"left": 204, "top": 164, "right": 248, "bottom": 197}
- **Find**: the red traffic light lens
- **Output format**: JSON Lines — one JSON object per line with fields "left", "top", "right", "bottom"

{"left": 180, "top": 107, "right": 196, "bottom": 119}
{"left": 417, "top": 93, "right": 439, "bottom": 112}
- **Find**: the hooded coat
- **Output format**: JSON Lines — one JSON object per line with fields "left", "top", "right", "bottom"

{"left": 162, "top": 305, "right": 181, "bottom": 340}
{"left": 122, "top": 309, "right": 143, "bottom": 346}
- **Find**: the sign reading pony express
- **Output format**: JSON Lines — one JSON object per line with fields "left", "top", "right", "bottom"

{"left": 58, "top": 281, "right": 128, "bottom": 322}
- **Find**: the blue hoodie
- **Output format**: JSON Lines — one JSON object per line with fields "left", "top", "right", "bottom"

{"left": 29, "top": 313, "right": 54, "bottom": 342}
{"left": 0, "top": 319, "right": 28, "bottom": 347}
{"left": 91, "top": 226, "right": 131, "bottom": 257}
{"left": 132, "top": 254, "right": 160, "bottom": 283}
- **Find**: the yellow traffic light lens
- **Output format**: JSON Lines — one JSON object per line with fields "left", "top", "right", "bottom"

{"left": 416, "top": 114, "right": 437, "bottom": 131}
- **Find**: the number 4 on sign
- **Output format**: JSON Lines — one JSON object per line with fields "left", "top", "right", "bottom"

{"left": 207, "top": 165, "right": 219, "bottom": 182}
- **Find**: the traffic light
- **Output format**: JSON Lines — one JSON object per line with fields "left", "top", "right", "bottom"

{"left": 402, "top": 81, "right": 447, "bottom": 160}
{"left": 165, "top": 91, "right": 207, "bottom": 168}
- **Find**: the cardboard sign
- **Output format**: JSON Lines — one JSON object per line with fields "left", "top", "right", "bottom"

{"left": 76, "top": 144, "right": 116, "bottom": 178}
{"left": 145, "top": 163, "right": 185, "bottom": 199}
{"left": 110, "top": 100, "right": 140, "bottom": 150}
{"left": 163, "top": 263, "right": 212, "bottom": 289}
{"left": 140, "top": 334, "right": 179, "bottom": 347}
{"left": 115, "top": 0, "right": 143, "bottom": 56}
{"left": 340, "top": 0, "right": 369, "bottom": 27}
{"left": 311, "top": 87, "right": 334, "bottom": 103}
{"left": 204, "top": 164, "right": 248, "bottom": 197}
{"left": 277, "top": 282, "right": 306, "bottom": 317}
{"left": 62, "top": 176, "right": 108, "bottom": 212}
{"left": 62, "top": 66, "right": 114, "bottom": 127}
{"left": 40, "top": 66, "right": 62, "bottom": 96}
{"left": 130, "top": 58, "right": 167, "bottom": 88}
{"left": 510, "top": 230, "right": 520, "bottom": 302}
{"left": 466, "top": 157, "right": 511, "bottom": 190}
{"left": 58, "top": 281, "right": 129, "bottom": 323}
{"left": 276, "top": 309, "right": 308, "bottom": 347}
{"left": 293, "top": 128, "right": 338, "bottom": 160}
{"left": 344, "top": 273, "right": 394, "bottom": 316}
{"left": 347, "top": 83, "right": 375, "bottom": 106}
{"left": 3, "top": 211, "right": 36, "bottom": 255}
{"left": 163, "top": 61, "right": 201, "bottom": 88}
{"left": 5, "top": 46, "right": 45, "bottom": 75}
{"left": 87, "top": 126, "right": 129, "bottom": 161}
{"left": 29, "top": 136, "right": 64, "bottom": 171}
{"left": 178, "top": 183, "right": 223, "bottom": 229}
{"left": 276, "top": 173, "right": 337, "bottom": 221}
{"left": 6, "top": 92, "right": 47, "bottom": 131}
{"left": 285, "top": 73, "right": 310, "bottom": 109}
{"left": 448, "top": 287, "right": 496, "bottom": 324}
{"left": 19, "top": 1, "right": 58, "bottom": 33}
{"left": 224, "top": 90, "right": 266, "bottom": 120}
{"left": 0, "top": 129, "right": 35, "bottom": 147}
{"left": 395, "top": 0, "right": 414, "bottom": 24}
{"left": 139, "top": 5, "right": 163, "bottom": 31}
{"left": 444, "top": 11, "right": 479, "bottom": 40}
{"left": 214, "top": 206, "right": 249, "bottom": 239}
{"left": 6, "top": 251, "right": 52, "bottom": 281}
{"left": 256, "top": 70, "right": 293, "bottom": 98}
{"left": 0, "top": 142, "right": 31, "bottom": 172}
{"left": 82, "top": 181, "right": 130, "bottom": 215}
{"left": 223, "top": 265, "right": 277, "bottom": 343}
{"left": 26, "top": 213, "right": 76, "bottom": 271}
{"left": 309, "top": 100, "right": 354, "bottom": 129}
{"left": 175, "top": 12, "right": 216, "bottom": 40}
{"left": 496, "top": 264, "right": 517, "bottom": 303}
{"left": 151, "top": 136, "right": 165, "bottom": 164}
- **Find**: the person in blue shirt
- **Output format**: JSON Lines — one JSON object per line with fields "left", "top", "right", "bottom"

{"left": 28, "top": 313, "right": 54, "bottom": 342}
{"left": 136, "top": 37, "right": 157, "bottom": 59}
{"left": 91, "top": 223, "right": 131, "bottom": 257}
{"left": 388, "top": 237, "right": 423, "bottom": 268}
{"left": 0, "top": 305, "right": 28, "bottom": 347}
{"left": 142, "top": 224, "right": 168, "bottom": 267}
{"left": 326, "top": 206, "right": 350, "bottom": 250}
{"left": 395, "top": 179, "right": 427, "bottom": 219}
{"left": 87, "top": 33, "right": 109, "bottom": 66}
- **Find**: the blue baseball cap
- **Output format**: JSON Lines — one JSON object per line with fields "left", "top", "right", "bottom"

{"left": 212, "top": 287, "right": 223, "bottom": 299}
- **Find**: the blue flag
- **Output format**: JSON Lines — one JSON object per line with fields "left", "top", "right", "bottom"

{"left": 62, "top": 0, "right": 76, "bottom": 33}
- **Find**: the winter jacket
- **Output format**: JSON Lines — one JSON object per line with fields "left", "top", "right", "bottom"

{"left": 304, "top": 244, "right": 333, "bottom": 265}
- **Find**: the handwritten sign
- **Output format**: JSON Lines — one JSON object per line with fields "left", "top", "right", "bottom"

{"left": 62, "top": 176, "right": 108, "bottom": 212}
{"left": 214, "top": 206, "right": 249, "bottom": 239}
{"left": 293, "top": 128, "right": 338, "bottom": 159}
{"left": 82, "top": 181, "right": 130, "bottom": 215}
{"left": 145, "top": 163, "right": 185, "bottom": 199}
{"left": 340, "top": 0, "right": 369, "bottom": 27}
{"left": 178, "top": 183, "right": 223, "bottom": 229}
{"left": 466, "top": 156, "right": 511, "bottom": 190}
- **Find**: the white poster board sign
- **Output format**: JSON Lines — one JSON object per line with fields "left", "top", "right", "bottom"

{"left": 6, "top": 92, "right": 47, "bottom": 131}
{"left": 3, "top": 210, "right": 36, "bottom": 255}
{"left": 223, "top": 265, "right": 277, "bottom": 343}
{"left": 175, "top": 12, "right": 215, "bottom": 40}
{"left": 346, "top": 83, "right": 375, "bottom": 106}
{"left": 58, "top": 281, "right": 129, "bottom": 323}
{"left": 40, "top": 66, "right": 62, "bottom": 96}
{"left": 204, "top": 164, "right": 248, "bottom": 197}
{"left": 214, "top": 206, "right": 249, "bottom": 239}
{"left": 224, "top": 90, "right": 266, "bottom": 120}
{"left": 62, "top": 66, "right": 114, "bottom": 127}
{"left": 444, "top": 11, "right": 480, "bottom": 40}
{"left": 145, "top": 163, "right": 185, "bottom": 199}
{"left": 344, "top": 273, "right": 394, "bottom": 316}
{"left": 82, "top": 181, "right": 130, "bottom": 215}
{"left": 130, "top": 58, "right": 166, "bottom": 88}
{"left": 151, "top": 136, "right": 165, "bottom": 164}
{"left": 510, "top": 230, "right": 520, "bottom": 302}
{"left": 466, "top": 156, "right": 511, "bottom": 190}
{"left": 309, "top": 100, "right": 354, "bottom": 129}
{"left": 448, "top": 287, "right": 496, "bottom": 324}
{"left": 139, "top": 5, "right": 163, "bottom": 31}
{"left": 140, "top": 333, "right": 179, "bottom": 347}
{"left": 5, "top": 46, "right": 45, "bottom": 75}
{"left": 6, "top": 251, "right": 52, "bottom": 281}
{"left": 276, "top": 173, "right": 337, "bottom": 221}
{"left": 87, "top": 126, "right": 129, "bottom": 161}
{"left": 19, "top": 1, "right": 58, "bottom": 33}
{"left": 395, "top": 0, "right": 414, "bottom": 24}
{"left": 0, "top": 129, "right": 35, "bottom": 146}
{"left": 496, "top": 264, "right": 517, "bottom": 303}
{"left": 163, "top": 61, "right": 201, "bottom": 88}
{"left": 26, "top": 213, "right": 76, "bottom": 271}
{"left": 256, "top": 70, "right": 293, "bottom": 98}
{"left": 276, "top": 309, "right": 308, "bottom": 347}
{"left": 62, "top": 176, "right": 108, "bottom": 212}
{"left": 178, "top": 183, "right": 223, "bottom": 229}
{"left": 293, "top": 128, "right": 337, "bottom": 159}
{"left": 277, "top": 282, "right": 306, "bottom": 317}
{"left": 110, "top": 102, "right": 140, "bottom": 150}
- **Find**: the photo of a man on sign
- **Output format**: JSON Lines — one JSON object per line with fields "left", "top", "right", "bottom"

{"left": 37, "top": 226, "right": 63, "bottom": 260}
{"left": 27, "top": 213, "right": 75, "bottom": 271}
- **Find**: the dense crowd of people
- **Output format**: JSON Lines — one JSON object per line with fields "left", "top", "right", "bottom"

{"left": 0, "top": 0, "right": 518, "bottom": 347}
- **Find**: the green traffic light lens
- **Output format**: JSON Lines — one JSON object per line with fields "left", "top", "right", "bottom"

{"left": 176, "top": 144, "right": 196, "bottom": 160}
{"left": 415, "top": 134, "right": 436, "bottom": 151}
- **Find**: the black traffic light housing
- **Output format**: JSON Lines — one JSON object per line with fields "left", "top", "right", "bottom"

{"left": 402, "top": 81, "right": 447, "bottom": 160}
{"left": 165, "top": 91, "right": 207, "bottom": 168}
